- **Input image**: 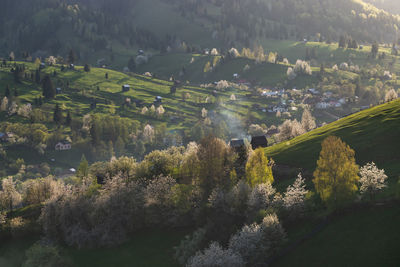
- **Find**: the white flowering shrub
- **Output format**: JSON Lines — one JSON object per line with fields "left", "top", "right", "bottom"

{"left": 287, "top": 67, "right": 297, "bottom": 80}
{"left": 175, "top": 228, "right": 207, "bottom": 266}
{"left": 228, "top": 223, "right": 264, "bottom": 264}
{"left": 247, "top": 183, "right": 276, "bottom": 213}
{"left": 145, "top": 176, "right": 177, "bottom": 226}
{"left": 248, "top": 124, "right": 266, "bottom": 137}
{"left": 283, "top": 173, "right": 308, "bottom": 218}
{"left": 211, "top": 48, "right": 219, "bottom": 56}
{"left": 294, "top": 60, "right": 312, "bottom": 75}
{"left": 339, "top": 62, "right": 349, "bottom": 70}
{"left": 187, "top": 242, "right": 245, "bottom": 267}
{"left": 385, "top": 89, "right": 398, "bottom": 102}
{"left": 229, "top": 48, "right": 241, "bottom": 58}
{"left": 359, "top": 162, "right": 388, "bottom": 200}
{"left": 216, "top": 80, "right": 230, "bottom": 90}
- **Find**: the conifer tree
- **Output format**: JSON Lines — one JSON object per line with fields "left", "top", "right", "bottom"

{"left": 68, "top": 49, "right": 77, "bottom": 64}
{"left": 84, "top": 64, "right": 91, "bottom": 72}
{"left": 53, "top": 103, "right": 62, "bottom": 124}
{"left": 77, "top": 154, "right": 89, "bottom": 178}
{"left": 5, "top": 85, "right": 10, "bottom": 97}
{"left": 42, "top": 75, "right": 55, "bottom": 99}
{"left": 65, "top": 110, "right": 72, "bottom": 126}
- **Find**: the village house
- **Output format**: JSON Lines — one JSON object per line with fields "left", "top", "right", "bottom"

{"left": 122, "top": 84, "right": 131, "bottom": 92}
{"left": 55, "top": 141, "right": 72, "bottom": 151}
{"left": 0, "top": 133, "right": 7, "bottom": 142}
{"left": 229, "top": 139, "right": 245, "bottom": 150}
{"left": 316, "top": 102, "right": 330, "bottom": 109}
{"left": 251, "top": 136, "right": 268, "bottom": 150}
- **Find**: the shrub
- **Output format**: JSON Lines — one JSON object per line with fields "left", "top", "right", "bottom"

{"left": 174, "top": 228, "right": 207, "bottom": 265}
{"left": 187, "top": 242, "right": 244, "bottom": 267}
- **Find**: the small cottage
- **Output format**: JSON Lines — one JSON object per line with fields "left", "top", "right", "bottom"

{"left": 230, "top": 139, "right": 245, "bottom": 149}
{"left": 55, "top": 141, "right": 72, "bottom": 151}
{"left": 122, "top": 84, "right": 130, "bottom": 92}
{"left": 0, "top": 133, "right": 7, "bottom": 142}
{"left": 251, "top": 136, "right": 268, "bottom": 150}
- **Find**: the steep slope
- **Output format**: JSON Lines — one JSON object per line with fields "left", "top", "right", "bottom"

{"left": 265, "top": 99, "right": 400, "bottom": 177}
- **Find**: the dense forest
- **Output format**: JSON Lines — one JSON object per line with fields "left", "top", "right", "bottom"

{"left": 1, "top": 0, "right": 400, "bottom": 63}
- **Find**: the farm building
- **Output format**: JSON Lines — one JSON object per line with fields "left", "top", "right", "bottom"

{"left": 251, "top": 136, "right": 268, "bottom": 150}
{"left": 230, "top": 139, "right": 245, "bottom": 149}
{"left": 55, "top": 141, "right": 72, "bottom": 151}
{"left": 122, "top": 84, "right": 131, "bottom": 92}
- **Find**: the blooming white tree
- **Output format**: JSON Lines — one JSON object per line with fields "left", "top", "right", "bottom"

{"left": 287, "top": 67, "right": 297, "bottom": 80}
{"left": 143, "top": 124, "right": 155, "bottom": 143}
{"left": 282, "top": 58, "right": 289, "bottom": 64}
{"left": 229, "top": 213, "right": 286, "bottom": 265}
{"left": 216, "top": 80, "right": 230, "bottom": 90}
{"left": 187, "top": 242, "right": 244, "bottom": 267}
{"left": 8, "top": 102, "right": 18, "bottom": 115}
{"left": 332, "top": 64, "right": 339, "bottom": 71}
{"left": 301, "top": 108, "right": 316, "bottom": 132}
{"left": 247, "top": 183, "right": 276, "bottom": 213}
{"left": 277, "top": 119, "right": 305, "bottom": 142}
{"left": 211, "top": 48, "right": 219, "bottom": 56}
{"left": 248, "top": 124, "right": 265, "bottom": 137}
{"left": 229, "top": 223, "right": 264, "bottom": 264}
{"left": 283, "top": 173, "right": 308, "bottom": 217}
{"left": 294, "top": 60, "right": 312, "bottom": 75}
{"left": 156, "top": 105, "right": 165, "bottom": 116}
{"left": 339, "top": 62, "right": 349, "bottom": 70}
{"left": 229, "top": 48, "right": 240, "bottom": 58}
{"left": 383, "top": 71, "right": 392, "bottom": 80}
{"left": 46, "top": 56, "right": 57, "bottom": 66}
{"left": 0, "top": 177, "right": 22, "bottom": 211}
{"left": 17, "top": 103, "right": 32, "bottom": 118}
{"left": 141, "top": 106, "right": 149, "bottom": 115}
{"left": 230, "top": 94, "right": 236, "bottom": 101}
{"left": 0, "top": 97, "right": 8, "bottom": 112}
{"left": 201, "top": 108, "right": 208, "bottom": 118}
{"left": 150, "top": 105, "right": 156, "bottom": 114}
{"left": 359, "top": 162, "right": 388, "bottom": 200}
{"left": 385, "top": 88, "right": 398, "bottom": 102}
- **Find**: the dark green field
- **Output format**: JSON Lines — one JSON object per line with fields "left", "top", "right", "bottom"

{"left": 0, "top": 229, "right": 189, "bottom": 267}
{"left": 275, "top": 204, "right": 400, "bottom": 267}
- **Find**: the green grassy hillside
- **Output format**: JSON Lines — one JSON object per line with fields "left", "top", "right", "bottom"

{"left": 265, "top": 99, "right": 400, "bottom": 178}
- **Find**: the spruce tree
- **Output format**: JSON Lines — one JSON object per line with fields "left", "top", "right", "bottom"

{"left": 65, "top": 110, "right": 72, "bottom": 126}
{"left": 5, "top": 85, "right": 10, "bottom": 97}
{"left": 128, "top": 56, "right": 136, "bottom": 71}
{"left": 53, "top": 103, "right": 62, "bottom": 124}
{"left": 68, "top": 49, "right": 77, "bottom": 64}
{"left": 84, "top": 64, "right": 91, "bottom": 72}
{"left": 77, "top": 154, "right": 89, "bottom": 178}
{"left": 35, "top": 69, "right": 41, "bottom": 84}
{"left": 42, "top": 75, "right": 55, "bottom": 99}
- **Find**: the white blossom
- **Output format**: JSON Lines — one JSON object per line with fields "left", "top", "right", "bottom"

{"left": 187, "top": 242, "right": 244, "bottom": 267}
{"left": 359, "top": 162, "right": 387, "bottom": 199}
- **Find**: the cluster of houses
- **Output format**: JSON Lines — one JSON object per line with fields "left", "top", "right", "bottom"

{"left": 55, "top": 141, "right": 72, "bottom": 151}
{"left": 260, "top": 87, "right": 349, "bottom": 112}
{"left": 0, "top": 132, "right": 13, "bottom": 142}
{"left": 230, "top": 135, "right": 269, "bottom": 151}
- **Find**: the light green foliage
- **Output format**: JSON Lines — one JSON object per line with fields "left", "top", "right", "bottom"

{"left": 246, "top": 148, "right": 274, "bottom": 187}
